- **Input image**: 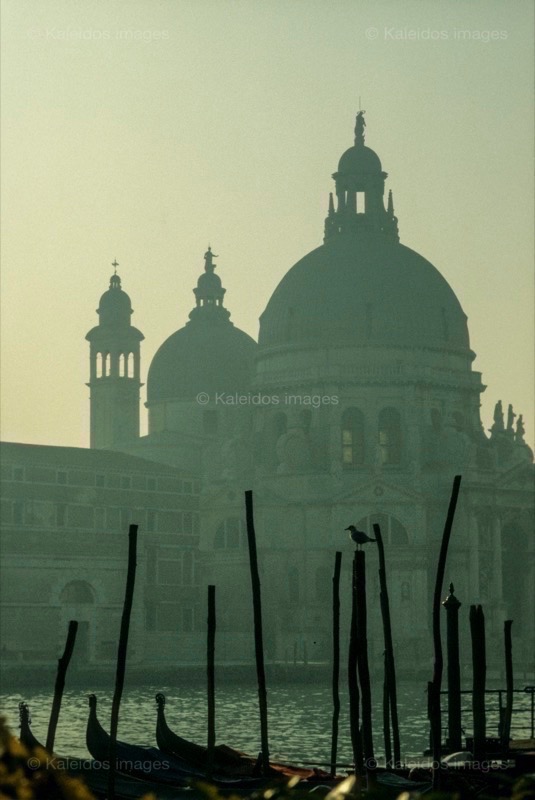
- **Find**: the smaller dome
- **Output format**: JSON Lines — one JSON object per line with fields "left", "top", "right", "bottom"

{"left": 147, "top": 311, "right": 256, "bottom": 404}
{"left": 198, "top": 272, "right": 222, "bottom": 290}
{"left": 337, "top": 145, "right": 382, "bottom": 174}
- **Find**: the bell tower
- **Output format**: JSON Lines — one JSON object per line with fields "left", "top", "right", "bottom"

{"left": 85, "top": 261, "right": 144, "bottom": 449}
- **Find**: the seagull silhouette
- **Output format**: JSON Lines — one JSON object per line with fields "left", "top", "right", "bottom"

{"left": 345, "top": 525, "right": 376, "bottom": 549}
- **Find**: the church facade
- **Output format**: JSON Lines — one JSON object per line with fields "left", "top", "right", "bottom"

{"left": 1, "top": 112, "right": 533, "bottom": 679}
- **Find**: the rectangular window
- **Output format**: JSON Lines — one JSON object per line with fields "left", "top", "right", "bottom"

{"left": 183, "top": 512, "right": 193, "bottom": 534}
{"left": 94, "top": 508, "right": 105, "bottom": 530}
{"left": 56, "top": 504, "right": 66, "bottom": 527}
{"left": 157, "top": 603, "right": 181, "bottom": 631}
{"left": 158, "top": 560, "right": 181, "bottom": 585}
{"left": 147, "top": 510, "right": 156, "bottom": 532}
{"left": 13, "top": 501, "right": 23, "bottom": 524}
{"left": 120, "top": 508, "right": 130, "bottom": 530}
{"left": 13, "top": 467, "right": 24, "bottom": 481}
{"left": 356, "top": 192, "right": 366, "bottom": 212}
{"left": 57, "top": 471, "right": 67, "bottom": 485}
{"left": 182, "top": 608, "right": 194, "bottom": 633}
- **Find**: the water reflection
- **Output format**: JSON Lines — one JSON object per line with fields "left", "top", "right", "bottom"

{"left": 1, "top": 683, "right": 532, "bottom": 765}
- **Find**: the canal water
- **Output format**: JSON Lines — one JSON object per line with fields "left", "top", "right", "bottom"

{"left": 2, "top": 682, "right": 533, "bottom": 766}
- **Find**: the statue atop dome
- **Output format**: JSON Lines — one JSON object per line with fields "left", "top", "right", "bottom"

{"left": 355, "top": 110, "right": 366, "bottom": 146}
{"left": 193, "top": 246, "right": 227, "bottom": 310}
{"left": 204, "top": 246, "right": 218, "bottom": 272}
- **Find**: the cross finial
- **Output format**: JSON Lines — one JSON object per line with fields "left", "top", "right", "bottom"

{"left": 112, "top": 259, "right": 119, "bottom": 274}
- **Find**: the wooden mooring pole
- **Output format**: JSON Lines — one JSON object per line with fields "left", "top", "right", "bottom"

{"left": 442, "top": 583, "right": 462, "bottom": 752}
{"left": 46, "top": 619, "right": 78, "bottom": 752}
{"left": 470, "top": 604, "right": 487, "bottom": 762}
{"left": 502, "top": 619, "right": 514, "bottom": 750}
{"left": 108, "top": 524, "right": 138, "bottom": 800}
{"left": 207, "top": 585, "right": 216, "bottom": 777}
{"left": 244, "top": 490, "right": 269, "bottom": 775}
{"left": 430, "top": 475, "right": 462, "bottom": 789}
{"left": 355, "top": 550, "right": 376, "bottom": 787}
{"left": 330, "top": 551, "right": 342, "bottom": 777}
{"left": 373, "top": 522, "right": 401, "bottom": 768}
{"left": 348, "top": 554, "right": 363, "bottom": 777}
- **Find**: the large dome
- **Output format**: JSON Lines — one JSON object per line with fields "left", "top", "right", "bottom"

{"left": 147, "top": 310, "right": 257, "bottom": 404}
{"left": 259, "top": 234, "right": 471, "bottom": 354}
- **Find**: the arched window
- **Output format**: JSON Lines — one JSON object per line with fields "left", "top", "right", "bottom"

{"left": 214, "top": 518, "right": 245, "bottom": 549}
{"left": 60, "top": 581, "right": 95, "bottom": 604}
{"left": 356, "top": 513, "right": 409, "bottom": 546}
{"left": 341, "top": 408, "right": 365, "bottom": 467}
{"left": 378, "top": 407, "right": 402, "bottom": 465}
{"left": 288, "top": 566, "right": 299, "bottom": 604}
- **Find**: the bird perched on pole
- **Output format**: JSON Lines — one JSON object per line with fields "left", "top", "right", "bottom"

{"left": 345, "top": 525, "right": 376, "bottom": 549}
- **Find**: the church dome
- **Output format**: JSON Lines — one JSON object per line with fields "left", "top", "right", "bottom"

{"left": 147, "top": 248, "right": 257, "bottom": 405}
{"left": 259, "top": 234, "right": 471, "bottom": 354}
{"left": 147, "top": 311, "right": 256, "bottom": 404}
{"left": 337, "top": 144, "right": 382, "bottom": 174}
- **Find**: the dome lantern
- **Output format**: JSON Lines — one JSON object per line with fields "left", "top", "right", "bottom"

{"left": 324, "top": 112, "right": 399, "bottom": 242}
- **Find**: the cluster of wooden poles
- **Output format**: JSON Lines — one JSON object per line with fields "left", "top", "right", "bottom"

{"left": 36, "top": 474, "right": 516, "bottom": 797}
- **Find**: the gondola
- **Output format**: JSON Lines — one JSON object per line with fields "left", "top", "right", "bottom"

{"left": 155, "top": 692, "right": 259, "bottom": 775}
{"left": 18, "top": 701, "right": 182, "bottom": 800}
{"left": 86, "top": 693, "right": 194, "bottom": 787}
{"left": 18, "top": 702, "right": 45, "bottom": 751}
{"left": 155, "top": 692, "right": 336, "bottom": 781}
{"left": 87, "top": 693, "right": 295, "bottom": 791}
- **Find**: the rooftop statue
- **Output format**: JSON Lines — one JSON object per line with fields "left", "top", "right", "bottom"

{"left": 354, "top": 110, "right": 366, "bottom": 146}
{"left": 204, "top": 246, "right": 218, "bottom": 272}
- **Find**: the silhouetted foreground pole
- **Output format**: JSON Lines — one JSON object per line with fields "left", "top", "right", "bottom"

{"left": 108, "top": 525, "right": 138, "bottom": 800}
{"left": 442, "top": 584, "right": 462, "bottom": 752}
{"left": 430, "top": 475, "right": 462, "bottom": 788}
{"left": 373, "top": 522, "right": 400, "bottom": 768}
{"left": 348, "top": 554, "right": 363, "bottom": 777}
{"left": 470, "top": 604, "right": 486, "bottom": 762}
{"left": 502, "top": 620, "right": 514, "bottom": 750}
{"left": 207, "top": 585, "right": 216, "bottom": 777}
{"left": 244, "top": 490, "right": 269, "bottom": 775}
{"left": 46, "top": 619, "right": 78, "bottom": 752}
{"left": 382, "top": 653, "right": 392, "bottom": 767}
{"left": 355, "top": 550, "right": 375, "bottom": 786}
{"left": 330, "top": 552, "right": 342, "bottom": 777}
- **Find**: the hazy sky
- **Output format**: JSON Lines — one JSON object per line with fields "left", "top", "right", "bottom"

{"left": 1, "top": 0, "right": 533, "bottom": 448}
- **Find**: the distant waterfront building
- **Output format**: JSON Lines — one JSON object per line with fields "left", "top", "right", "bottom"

{"left": 0, "top": 443, "right": 205, "bottom": 678}
{"left": 1, "top": 113, "right": 533, "bottom": 679}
